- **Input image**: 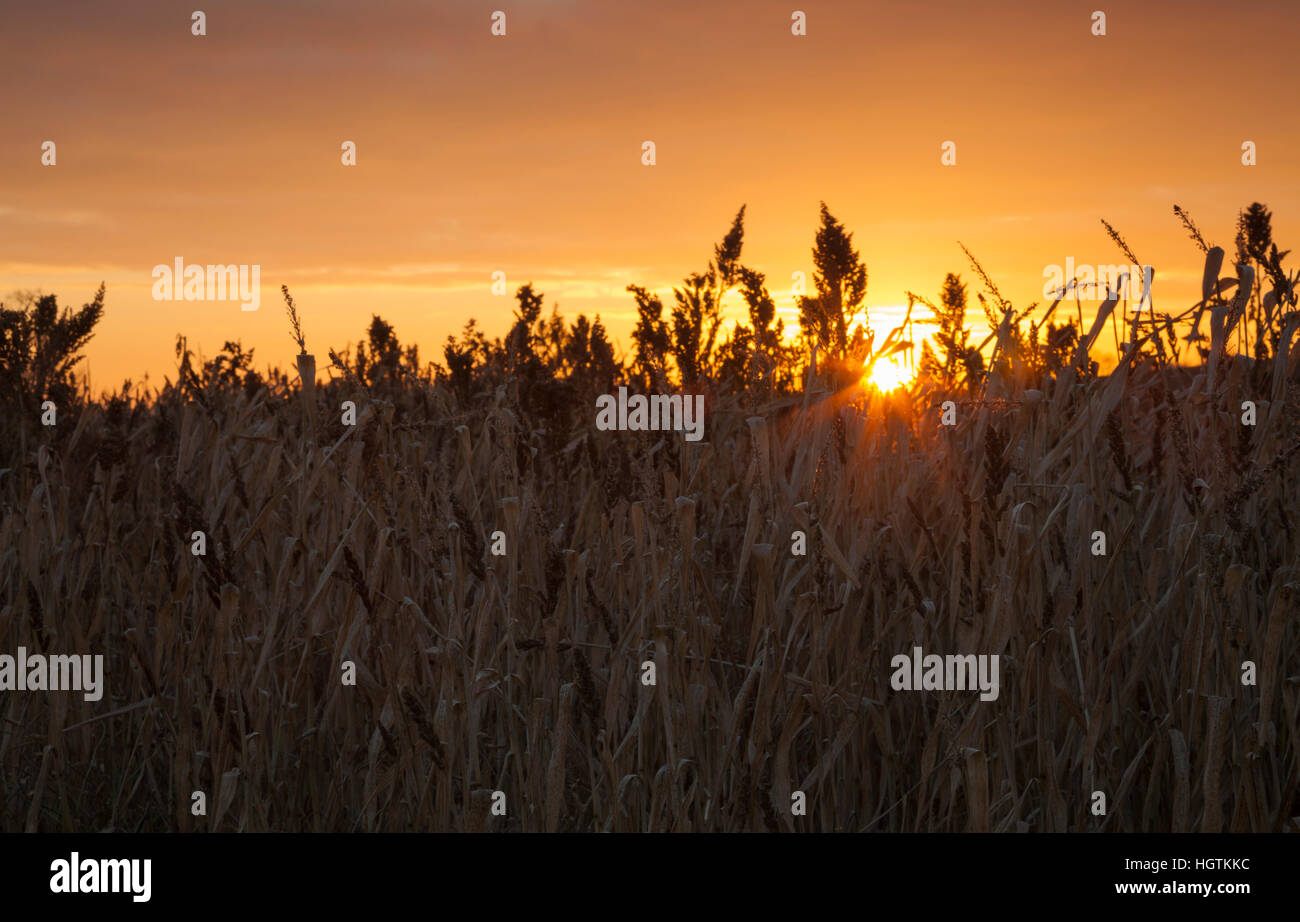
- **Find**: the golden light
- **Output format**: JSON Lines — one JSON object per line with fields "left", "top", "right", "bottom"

{"left": 863, "top": 355, "right": 914, "bottom": 392}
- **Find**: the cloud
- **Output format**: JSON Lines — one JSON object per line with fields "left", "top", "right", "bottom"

{"left": 0, "top": 205, "right": 112, "bottom": 228}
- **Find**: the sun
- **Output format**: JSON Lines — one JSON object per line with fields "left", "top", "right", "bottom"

{"left": 863, "top": 355, "right": 914, "bottom": 392}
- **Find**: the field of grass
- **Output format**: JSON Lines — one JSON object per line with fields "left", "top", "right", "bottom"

{"left": 2, "top": 207, "right": 1298, "bottom": 832}
{"left": 1, "top": 345, "right": 1296, "bottom": 832}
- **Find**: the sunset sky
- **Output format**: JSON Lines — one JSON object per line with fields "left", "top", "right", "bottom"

{"left": 2, "top": 0, "right": 1296, "bottom": 390}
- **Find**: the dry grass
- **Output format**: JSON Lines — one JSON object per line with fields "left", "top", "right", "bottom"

{"left": 3, "top": 264, "right": 1299, "bottom": 832}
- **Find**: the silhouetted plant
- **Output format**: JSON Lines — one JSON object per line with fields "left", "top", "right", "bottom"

{"left": 0, "top": 283, "right": 105, "bottom": 418}
{"left": 562, "top": 313, "right": 620, "bottom": 391}
{"left": 918, "top": 273, "right": 976, "bottom": 390}
{"left": 281, "top": 285, "right": 308, "bottom": 354}
{"left": 1229, "top": 203, "right": 1297, "bottom": 363}
{"left": 505, "top": 283, "right": 547, "bottom": 376}
{"left": 798, "top": 202, "right": 869, "bottom": 367}
{"left": 202, "top": 341, "right": 264, "bottom": 394}
{"left": 628, "top": 284, "right": 672, "bottom": 390}
{"left": 670, "top": 206, "right": 747, "bottom": 388}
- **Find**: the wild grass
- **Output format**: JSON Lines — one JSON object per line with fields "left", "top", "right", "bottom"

{"left": 1, "top": 214, "right": 1298, "bottom": 832}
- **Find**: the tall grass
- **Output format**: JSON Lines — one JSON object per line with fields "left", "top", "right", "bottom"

{"left": 2, "top": 231, "right": 1297, "bottom": 833}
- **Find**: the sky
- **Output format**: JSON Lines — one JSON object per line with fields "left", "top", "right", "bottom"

{"left": 1, "top": 0, "right": 1296, "bottom": 391}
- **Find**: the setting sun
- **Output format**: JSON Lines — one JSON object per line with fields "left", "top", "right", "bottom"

{"left": 863, "top": 355, "right": 915, "bottom": 392}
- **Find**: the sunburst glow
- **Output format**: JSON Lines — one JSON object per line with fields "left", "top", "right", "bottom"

{"left": 863, "top": 355, "right": 915, "bottom": 392}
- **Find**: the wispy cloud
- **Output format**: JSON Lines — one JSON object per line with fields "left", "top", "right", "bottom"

{"left": 0, "top": 205, "right": 113, "bottom": 228}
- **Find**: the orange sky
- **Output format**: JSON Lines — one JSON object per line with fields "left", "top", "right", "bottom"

{"left": 2, "top": 0, "right": 1296, "bottom": 391}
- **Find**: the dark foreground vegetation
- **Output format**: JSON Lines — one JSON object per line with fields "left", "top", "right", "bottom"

{"left": 1, "top": 203, "right": 1296, "bottom": 831}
